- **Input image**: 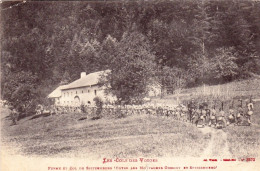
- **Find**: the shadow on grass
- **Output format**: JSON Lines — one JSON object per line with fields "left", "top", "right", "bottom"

{"left": 24, "top": 146, "right": 73, "bottom": 156}
{"left": 4, "top": 115, "right": 11, "bottom": 120}
{"left": 78, "top": 117, "right": 88, "bottom": 121}
{"left": 91, "top": 116, "right": 102, "bottom": 120}
{"left": 29, "top": 113, "right": 53, "bottom": 120}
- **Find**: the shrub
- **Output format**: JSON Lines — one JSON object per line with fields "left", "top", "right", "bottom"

{"left": 93, "top": 96, "right": 103, "bottom": 117}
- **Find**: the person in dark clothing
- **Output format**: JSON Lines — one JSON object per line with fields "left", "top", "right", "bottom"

{"left": 187, "top": 99, "right": 196, "bottom": 123}
{"left": 9, "top": 106, "right": 18, "bottom": 125}
{"left": 236, "top": 99, "right": 244, "bottom": 125}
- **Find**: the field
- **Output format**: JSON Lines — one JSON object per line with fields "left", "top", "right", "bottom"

{"left": 1, "top": 79, "right": 260, "bottom": 159}
{"left": 1, "top": 103, "right": 259, "bottom": 159}
{"left": 1, "top": 108, "right": 212, "bottom": 159}
{"left": 224, "top": 100, "right": 260, "bottom": 159}
{"left": 151, "top": 78, "right": 260, "bottom": 106}
{"left": 150, "top": 78, "right": 260, "bottom": 159}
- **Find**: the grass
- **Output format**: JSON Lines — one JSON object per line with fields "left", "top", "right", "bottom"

{"left": 1, "top": 78, "right": 260, "bottom": 159}
{"left": 225, "top": 126, "right": 260, "bottom": 158}
{"left": 1, "top": 109, "right": 210, "bottom": 158}
{"left": 181, "top": 78, "right": 260, "bottom": 99}
{"left": 1, "top": 103, "right": 259, "bottom": 159}
{"left": 224, "top": 101, "right": 260, "bottom": 158}
{"left": 149, "top": 78, "right": 260, "bottom": 158}
{"left": 151, "top": 78, "right": 260, "bottom": 105}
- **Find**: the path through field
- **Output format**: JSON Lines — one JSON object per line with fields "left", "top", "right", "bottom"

{"left": 200, "top": 127, "right": 232, "bottom": 158}
{"left": 3, "top": 105, "right": 259, "bottom": 159}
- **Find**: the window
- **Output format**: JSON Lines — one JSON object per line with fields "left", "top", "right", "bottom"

{"left": 94, "top": 90, "right": 97, "bottom": 95}
{"left": 76, "top": 91, "right": 77, "bottom": 94}
{"left": 82, "top": 91, "right": 83, "bottom": 93}
{"left": 88, "top": 90, "right": 90, "bottom": 93}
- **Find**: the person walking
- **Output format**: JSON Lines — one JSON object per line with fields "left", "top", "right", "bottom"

{"left": 9, "top": 106, "right": 18, "bottom": 125}
{"left": 187, "top": 99, "right": 196, "bottom": 122}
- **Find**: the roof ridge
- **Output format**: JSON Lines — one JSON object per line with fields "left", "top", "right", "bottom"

{"left": 61, "top": 70, "right": 110, "bottom": 90}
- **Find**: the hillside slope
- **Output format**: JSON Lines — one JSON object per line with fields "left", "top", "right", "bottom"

{"left": 1, "top": 111, "right": 210, "bottom": 158}
{"left": 151, "top": 78, "right": 260, "bottom": 105}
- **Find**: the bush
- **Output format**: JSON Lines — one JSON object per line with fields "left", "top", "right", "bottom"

{"left": 11, "top": 84, "right": 38, "bottom": 116}
{"left": 93, "top": 96, "right": 103, "bottom": 117}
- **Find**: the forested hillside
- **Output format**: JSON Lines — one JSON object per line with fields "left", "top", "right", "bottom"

{"left": 1, "top": 0, "right": 260, "bottom": 112}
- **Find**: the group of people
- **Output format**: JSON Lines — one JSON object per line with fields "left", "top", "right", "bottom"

{"left": 35, "top": 104, "right": 81, "bottom": 115}
{"left": 8, "top": 97, "right": 254, "bottom": 129}
{"left": 186, "top": 98, "right": 254, "bottom": 128}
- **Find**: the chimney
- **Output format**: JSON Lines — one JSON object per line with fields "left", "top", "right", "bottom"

{"left": 81, "top": 72, "right": 86, "bottom": 78}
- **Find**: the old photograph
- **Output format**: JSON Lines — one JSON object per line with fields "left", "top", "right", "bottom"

{"left": 1, "top": 0, "right": 260, "bottom": 170}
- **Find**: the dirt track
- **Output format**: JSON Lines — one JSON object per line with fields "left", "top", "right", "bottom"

{"left": 200, "top": 127, "right": 232, "bottom": 158}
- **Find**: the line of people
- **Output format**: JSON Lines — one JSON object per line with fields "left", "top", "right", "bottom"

{"left": 31, "top": 98, "right": 254, "bottom": 129}
{"left": 187, "top": 99, "right": 254, "bottom": 128}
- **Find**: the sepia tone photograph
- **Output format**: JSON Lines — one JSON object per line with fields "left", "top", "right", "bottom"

{"left": 1, "top": 0, "right": 260, "bottom": 170}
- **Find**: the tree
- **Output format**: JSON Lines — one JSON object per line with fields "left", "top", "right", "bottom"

{"left": 189, "top": 1, "right": 213, "bottom": 57}
{"left": 224, "top": 2, "right": 260, "bottom": 77}
{"left": 188, "top": 50, "right": 214, "bottom": 85}
{"left": 1, "top": 0, "right": 260, "bottom": 115}
{"left": 211, "top": 47, "right": 238, "bottom": 82}
{"left": 2, "top": 71, "right": 38, "bottom": 115}
{"left": 93, "top": 96, "right": 103, "bottom": 118}
{"left": 157, "top": 66, "right": 188, "bottom": 98}
{"left": 98, "top": 35, "right": 118, "bottom": 69}
{"left": 104, "top": 31, "right": 156, "bottom": 104}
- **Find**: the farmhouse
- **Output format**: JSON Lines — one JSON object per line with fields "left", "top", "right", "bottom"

{"left": 48, "top": 70, "right": 161, "bottom": 106}
{"left": 48, "top": 70, "right": 115, "bottom": 106}
{"left": 47, "top": 85, "right": 67, "bottom": 106}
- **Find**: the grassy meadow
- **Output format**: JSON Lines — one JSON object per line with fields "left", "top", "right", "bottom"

{"left": 1, "top": 78, "right": 260, "bottom": 159}
{"left": 224, "top": 101, "right": 260, "bottom": 158}
{"left": 1, "top": 109, "right": 210, "bottom": 159}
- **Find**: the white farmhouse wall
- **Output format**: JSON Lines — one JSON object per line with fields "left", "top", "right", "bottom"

{"left": 59, "top": 85, "right": 115, "bottom": 106}
{"left": 49, "top": 70, "right": 160, "bottom": 106}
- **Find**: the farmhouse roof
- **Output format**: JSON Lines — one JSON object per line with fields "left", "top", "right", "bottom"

{"left": 61, "top": 70, "right": 110, "bottom": 90}
{"left": 48, "top": 85, "right": 67, "bottom": 98}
